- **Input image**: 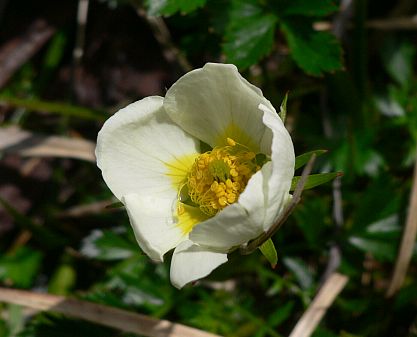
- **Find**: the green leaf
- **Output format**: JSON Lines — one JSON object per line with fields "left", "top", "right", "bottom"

{"left": 48, "top": 264, "right": 77, "bottom": 295}
{"left": 290, "top": 172, "right": 341, "bottom": 191}
{"left": 283, "top": 257, "right": 313, "bottom": 290}
{"left": 281, "top": 19, "right": 342, "bottom": 76}
{"left": 281, "top": 0, "right": 338, "bottom": 17}
{"left": 0, "top": 94, "right": 105, "bottom": 121}
{"left": 382, "top": 39, "right": 416, "bottom": 86}
{"left": 146, "top": 0, "right": 207, "bottom": 16}
{"left": 267, "top": 301, "right": 294, "bottom": 326}
{"left": 295, "top": 149, "right": 328, "bottom": 170}
{"left": 223, "top": 0, "right": 278, "bottom": 69}
{"left": 259, "top": 239, "right": 278, "bottom": 268}
{"left": 0, "top": 247, "right": 42, "bottom": 288}
{"left": 279, "top": 92, "right": 288, "bottom": 122}
{"left": 348, "top": 237, "right": 396, "bottom": 262}
{"left": 81, "top": 229, "right": 139, "bottom": 261}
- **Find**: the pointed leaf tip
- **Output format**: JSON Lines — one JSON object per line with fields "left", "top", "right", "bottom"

{"left": 279, "top": 92, "right": 289, "bottom": 123}
{"left": 259, "top": 239, "right": 278, "bottom": 268}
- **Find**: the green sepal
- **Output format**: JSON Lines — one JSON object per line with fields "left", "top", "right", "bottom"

{"left": 259, "top": 238, "right": 278, "bottom": 268}
{"left": 295, "top": 149, "right": 328, "bottom": 170}
{"left": 279, "top": 92, "right": 289, "bottom": 123}
{"left": 290, "top": 172, "right": 342, "bottom": 191}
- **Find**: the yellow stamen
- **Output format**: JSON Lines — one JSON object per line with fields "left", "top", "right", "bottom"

{"left": 185, "top": 138, "right": 260, "bottom": 216}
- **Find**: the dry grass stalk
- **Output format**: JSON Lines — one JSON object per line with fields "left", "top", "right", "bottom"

{"left": 386, "top": 157, "right": 417, "bottom": 297}
{"left": 288, "top": 273, "right": 348, "bottom": 337}
{"left": 0, "top": 287, "right": 222, "bottom": 337}
{"left": 0, "top": 126, "right": 95, "bottom": 162}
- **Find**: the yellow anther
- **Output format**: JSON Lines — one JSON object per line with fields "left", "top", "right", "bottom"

{"left": 211, "top": 181, "right": 219, "bottom": 191}
{"left": 184, "top": 139, "right": 264, "bottom": 216}
{"left": 216, "top": 190, "right": 226, "bottom": 198}
{"left": 218, "top": 196, "right": 228, "bottom": 206}
{"left": 227, "top": 138, "right": 236, "bottom": 146}
{"left": 227, "top": 193, "right": 236, "bottom": 203}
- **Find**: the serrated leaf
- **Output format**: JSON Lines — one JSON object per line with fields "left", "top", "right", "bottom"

{"left": 259, "top": 239, "right": 278, "bottom": 268}
{"left": 295, "top": 149, "right": 328, "bottom": 170}
{"left": 290, "top": 172, "right": 341, "bottom": 191}
{"left": 281, "top": 19, "right": 342, "bottom": 76}
{"left": 281, "top": 0, "right": 338, "bottom": 17}
{"left": 146, "top": 0, "right": 206, "bottom": 16}
{"left": 223, "top": 0, "right": 277, "bottom": 69}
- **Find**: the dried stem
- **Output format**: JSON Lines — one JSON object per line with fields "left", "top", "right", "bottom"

{"left": 288, "top": 273, "right": 348, "bottom": 337}
{"left": 314, "top": 16, "right": 417, "bottom": 31}
{"left": 386, "top": 156, "right": 417, "bottom": 297}
{"left": 0, "top": 287, "right": 221, "bottom": 337}
{"left": 135, "top": 7, "right": 192, "bottom": 74}
{"left": 0, "top": 126, "right": 95, "bottom": 162}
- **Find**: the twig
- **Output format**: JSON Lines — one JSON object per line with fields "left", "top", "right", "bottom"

{"left": 58, "top": 199, "right": 120, "bottom": 218}
{"left": 332, "top": 0, "right": 354, "bottom": 38}
{"left": 135, "top": 7, "right": 192, "bottom": 73}
{"left": 386, "top": 156, "right": 417, "bottom": 297}
{"left": 0, "top": 287, "right": 222, "bottom": 337}
{"left": 240, "top": 154, "right": 316, "bottom": 255}
{"left": 71, "top": 0, "right": 89, "bottom": 99}
{"left": 314, "top": 16, "right": 417, "bottom": 31}
{"left": 0, "top": 19, "right": 55, "bottom": 88}
{"left": 288, "top": 273, "right": 348, "bottom": 337}
{"left": 0, "top": 126, "right": 95, "bottom": 162}
{"left": 73, "top": 0, "right": 89, "bottom": 67}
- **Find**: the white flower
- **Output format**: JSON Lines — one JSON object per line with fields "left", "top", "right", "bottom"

{"left": 96, "top": 63, "right": 295, "bottom": 288}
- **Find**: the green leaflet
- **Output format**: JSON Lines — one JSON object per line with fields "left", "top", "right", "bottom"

{"left": 295, "top": 149, "right": 328, "bottom": 170}
{"left": 290, "top": 172, "right": 342, "bottom": 191}
{"left": 279, "top": 92, "right": 289, "bottom": 123}
{"left": 146, "top": 0, "right": 207, "bottom": 16}
{"left": 223, "top": 0, "right": 277, "bottom": 69}
{"left": 259, "top": 239, "right": 278, "bottom": 268}
{"left": 281, "top": 20, "right": 343, "bottom": 76}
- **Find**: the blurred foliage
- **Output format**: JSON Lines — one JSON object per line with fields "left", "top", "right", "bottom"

{"left": 1, "top": 0, "right": 417, "bottom": 337}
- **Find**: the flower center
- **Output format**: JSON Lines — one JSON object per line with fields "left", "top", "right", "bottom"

{"left": 184, "top": 138, "right": 260, "bottom": 216}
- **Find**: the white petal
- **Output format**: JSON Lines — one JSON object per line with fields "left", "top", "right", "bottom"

{"left": 96, "top": 97, "right": 200, "bottom": 262}
{"left": 189, "top": 203, "right": 255, "bottom": 249}
{"left": 189, "top": 105, "right": 294, "bottom": 249}
{"left": 164, "top": 63, "right": 276, "bottom": 151}
{"left": 170, "top": 240, "right": 228, "bottom": 289}
{"left": 259, "top": 104, "right": 295, "bottom": 229}
{"left": 96, "top": 96, "right": 199, "bottom": 200}
{"left": 123, "top": 193, "right": 185, "bottom": 262}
